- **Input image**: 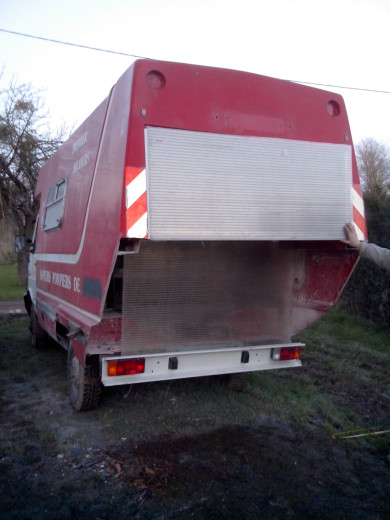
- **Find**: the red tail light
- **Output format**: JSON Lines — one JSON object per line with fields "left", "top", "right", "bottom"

{"left": 107, "top": 358, "right": 145, "bottom": 376}
{"left": 272, "top": 347, "right": 302, "bottom": 361}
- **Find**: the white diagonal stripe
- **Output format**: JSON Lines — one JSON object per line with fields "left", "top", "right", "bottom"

{"left": 126, "top": 212, "right": 147, "bottom": 238}
{"left": 126, "top": 169, "right": 146, "bottom": 209}
{"left": 352, "top": 186, "right": 365, "bottom": 217}
{"left": 353, "top": 223, "right": 365, "bottom": 241}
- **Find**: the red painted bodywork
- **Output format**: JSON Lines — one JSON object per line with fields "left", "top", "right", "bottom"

{"left": 31, "top": 60, "right": 364, "bottom": 360}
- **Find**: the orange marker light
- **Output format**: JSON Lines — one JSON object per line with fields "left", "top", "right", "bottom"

{"left": 272, "top": 347, "right": 302, "bottom": 361}
{"left": 107, "top": 360, "right": 118, "bottom": 376}
{"left": 107, "top": 358, "right": 145, "bottom": 376}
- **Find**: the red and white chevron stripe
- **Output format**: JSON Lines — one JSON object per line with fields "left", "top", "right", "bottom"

{"left": 125, "top": 166, "right": 148, "bottom": 238}
{"left": 352, "top": 184, "right": 367, "bottom": 241}
{"left": 124, "top": 169, "right": 366, "bottom": 242}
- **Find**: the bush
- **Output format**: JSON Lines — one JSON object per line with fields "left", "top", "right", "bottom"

{"left": 340, "top": 194, "right": 390, "bottom": 328}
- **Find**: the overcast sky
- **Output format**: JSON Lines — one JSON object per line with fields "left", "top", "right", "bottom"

{"left": 1, "top": 0, "right": 389, "bottom": 148}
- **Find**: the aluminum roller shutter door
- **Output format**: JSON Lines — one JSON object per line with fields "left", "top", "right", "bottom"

{"left": 145, "top": 127, "right": 352, "bottom": 241}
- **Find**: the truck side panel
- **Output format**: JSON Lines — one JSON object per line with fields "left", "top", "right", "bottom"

{"left": 35, "top": 98, "right": 110, "bottom": 255}
{"left": 34, "top": 66, "right": 136, "bottom": 323}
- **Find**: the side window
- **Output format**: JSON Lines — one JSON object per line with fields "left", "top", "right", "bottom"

{"left": 43, "top": 178, "right": 67, "bottom": 231}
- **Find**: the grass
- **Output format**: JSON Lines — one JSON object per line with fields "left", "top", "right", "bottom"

{"left": 242, "top": 308, "right": 390, "bottom": 438}
{"left": 0, "top": 309, "right": 389, "bottom": 449}
{"left": 95, "top": 309, "right": 390, "bottom": 443}
{"left": 0, "top": 317, "right": 68, "bottom": 395}
{"left": 0, "top": 264, "right": 25, "bottom": 301}
{"left": 294, "top": 310, "right": 389, "bottom": 426}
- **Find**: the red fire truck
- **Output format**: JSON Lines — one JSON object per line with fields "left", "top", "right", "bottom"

{"left": 25, "top": 59, "right": 366, "bottom": 410}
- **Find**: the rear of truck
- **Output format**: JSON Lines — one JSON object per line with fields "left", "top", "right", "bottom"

{"left": 27, "top": 60, "right": 366, "bottom": 410}
{"left": 99, "top": 61, "right": 365, "bottom": 391}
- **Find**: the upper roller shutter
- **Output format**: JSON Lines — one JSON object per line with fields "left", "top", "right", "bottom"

{"left": 145, "top": 127, "right": 352, "bottom": 240}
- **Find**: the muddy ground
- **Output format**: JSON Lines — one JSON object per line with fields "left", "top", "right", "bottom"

{"left": 0, "top": 313, "right": 389, "bottom": 520}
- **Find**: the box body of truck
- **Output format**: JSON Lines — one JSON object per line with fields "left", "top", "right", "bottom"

{"left": 25, "top": 60, "right": 366, "bottom": 410}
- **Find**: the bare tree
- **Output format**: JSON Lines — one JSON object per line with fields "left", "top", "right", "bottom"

{"left": 356, "top": 137, "right": 390, "bottom": 199}
{"left": 0, "top": 76, "right": 66, "bottom": 284}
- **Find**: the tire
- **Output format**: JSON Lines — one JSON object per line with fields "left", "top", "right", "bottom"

{"left": 29, "top": 305, "right": 47, "bottom": 348}
{"left": 67, "top": 343, "right": 102, "bottom": 411}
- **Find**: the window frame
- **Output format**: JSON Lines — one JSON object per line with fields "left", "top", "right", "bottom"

{"left": 43, "top": 178, "right": 67, "bottom": 232}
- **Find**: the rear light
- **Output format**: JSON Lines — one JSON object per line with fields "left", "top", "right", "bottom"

{"left": 107, "top": 358, "right": 145, "bottom": 376}
{"left": 272, "top": 346, "right": 302, "bottom": 361}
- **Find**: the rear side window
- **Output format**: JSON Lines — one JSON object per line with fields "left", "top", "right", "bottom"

{"left": 43, "top": 179, "right": 67, "bottom": 231}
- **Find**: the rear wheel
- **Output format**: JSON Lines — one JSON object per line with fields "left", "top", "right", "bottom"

{"left": 67, "top": 343, "right": 102, "bottom": 411}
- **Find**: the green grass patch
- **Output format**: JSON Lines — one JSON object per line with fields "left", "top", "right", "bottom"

{"left": 0, "top": 316, "right": 29, "bottom": 345}
{"left": 0, "top": 317, "right": 68, "bottom": 395}
{"left": 99, "top": 376, "right": 260, "bottom": 439}
{"left": 97, "top": 310, "right": 390, "bottom": 442}
{"left": 249, "top": 308, "right": 390, "bottom": 433}
{"left": 1, "top": 309, "right": 389, "bottom": 449}
{"left": 300, "top": 308, "right": 390, "bottom": 354}
{"left": 0, "top": 264, "right": 25, "bottom": 300}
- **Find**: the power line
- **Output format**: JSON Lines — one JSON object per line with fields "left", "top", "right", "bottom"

{"left": 292, "top": 80, "right": 390, "bottom": 95}
{"left": 1, "top": 27, "right": 389, "bottom": 95}
{"left": 0, "top": 27, "right": 148, "bottom": 60}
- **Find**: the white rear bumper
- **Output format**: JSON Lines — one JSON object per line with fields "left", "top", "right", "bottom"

{"left": 101, "top": 342, "right": 304, "bottom": 387}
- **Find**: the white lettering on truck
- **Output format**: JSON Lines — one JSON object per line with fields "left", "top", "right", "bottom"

{"left": 72, "top": 132, "right": 88, "bottom": 154}
{"left": 72, "top": 153, "right": 90, "bottom": 174}
{"left": 73, "top": 277, "right": 81, "bottom": 293}
{"left": 40, "top": 270, "right": 80, "bottom": 292}
{"left": 39, "top": 270, "right": 51, "bottom": 283}
{"left": 52, "top": 272, "right": 72, "bottom": 290}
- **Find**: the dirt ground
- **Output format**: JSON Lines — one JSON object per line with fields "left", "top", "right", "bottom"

{"left": 0, "top": 313, "right": 389, "bottom": 520}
